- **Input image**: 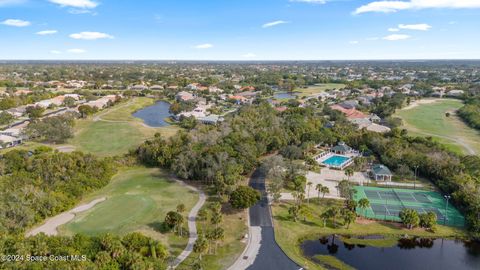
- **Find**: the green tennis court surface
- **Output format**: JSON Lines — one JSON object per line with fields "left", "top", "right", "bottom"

{"left": 353, "top": 186, "right": 465, "bottom": 227}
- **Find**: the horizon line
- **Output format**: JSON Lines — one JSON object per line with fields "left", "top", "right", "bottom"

{"left": 1, "top": 59, "right": 480, "bottom": 62}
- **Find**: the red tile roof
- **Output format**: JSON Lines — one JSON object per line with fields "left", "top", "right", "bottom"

{"left": 330, "top": 105, "right": 367, "bottom": 119}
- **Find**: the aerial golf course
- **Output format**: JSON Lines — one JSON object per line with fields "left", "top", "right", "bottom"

{"left": 58, "top": 167, "right": 199, "bottom": 256}
{"left": 395, "top": 98, "right": 480, "bottom": 155}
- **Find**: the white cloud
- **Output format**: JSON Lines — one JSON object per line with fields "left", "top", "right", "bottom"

{"left": 383, "top": 34, "right": 411, "bottom": 41}
{"left": 388, "top": 28, "right": 399, "bottom": 32}
{"left": 36, "top": 30, "right": 58, "bottom": 35}
{"left": 0, "top": 0, "right": 26, "bottom": 6}
{"left": 67, "top": 48, "right": 86, "bottom": 53}
{"left": 1, "top": 19, "right": 30, "bottom": 27}
{"left": 48, "top": 0, "right": 98, "bottom": 9}
{"left": 262, "top": 20, "right": 289, "bottom": 28}
{"left": 194, "top": 43, "right": 213, "bottom": 49}
{"left": 242, "top": 53, "right": 257, "bottom": 58}
{"left": 70, "top": 31, "right": 113, "bottom": 40}
{"left": 354, "top": 0, "right": 480, "bottom": 14}
{"left": 289, "top": 0, "right": 327, "bottom": 4}
{"left": 349, "top": 40, "right": 359, "bottom": 44}
{"left": 398, "top": 23, "right": 432, "bottom": 30}
{"left": 50, "top": 50, "right": 62, "bottom": 54}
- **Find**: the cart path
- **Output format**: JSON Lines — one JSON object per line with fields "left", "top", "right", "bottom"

{"left": 26, "top": 197, "right": 107, "bottom": 237}
{"left": 171, "top": 183, "right": 206, "bottom": 269}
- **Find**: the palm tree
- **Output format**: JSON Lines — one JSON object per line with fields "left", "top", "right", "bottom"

{"left": 197, "top": 208, "right": 208, "bottom": 233}
{"left": 207, "top": 227, "right": 225, "bottom": 254}
{"left": 320, "top": 211, "right": 329, "bottom": 227}
{"left": 321, "top": 186, "right": 330, "bottom": 199}
{"left": 210, "top": 212, "right": 223, "bottom": 229}
{"left": 288, "top": 205, "right": 300, "bottom": 222}
{"left": 306, "top": 182, "right": 313, "bottom": 204}
{"left": 344, "top": 168, "right": 354, "bottom": 182}
{"left": 343, "top": 210, "right": 357, "bottom": 229}
{"left": 325, "top": 207, "right": 340, "bottom": 228}
{"left": 358, "top": 198, "right": 370, "bottom": 218}
{"left": 193, "top": 234, "right": 209, "bottom": 261}
{"left": 176, "top": 203, "right": 186, "bottom": 213}
{"left": 315, "top": 183, "right": 323, "bottom": 200}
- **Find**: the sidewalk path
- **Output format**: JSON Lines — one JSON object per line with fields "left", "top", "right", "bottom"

{"left": 171, "top": 184, "right": 206, "bottom": 268}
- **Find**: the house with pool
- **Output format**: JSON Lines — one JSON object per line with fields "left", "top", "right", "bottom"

{"left": 315, "top": 142, "right": 358, "bottom": 170}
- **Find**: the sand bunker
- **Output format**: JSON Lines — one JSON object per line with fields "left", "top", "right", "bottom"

{"left": 26, "top": 197, "right": 106, "bottom": 237}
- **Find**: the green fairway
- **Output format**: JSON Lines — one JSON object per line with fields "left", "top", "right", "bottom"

{"left": 69, "top": 97, "right": 180, "bottom": 156}
{"left": 59, "top": 167, "right": 198, "bottom": 255}
{"left": 395, "top": 99, "right": 480, "bottom": 155}
{"left": 296, "top": 83, "right": 346, "bottom": 98}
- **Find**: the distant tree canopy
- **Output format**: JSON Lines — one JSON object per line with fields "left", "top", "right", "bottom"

{"left": 136, "top": 102, "right": 480, "bottom": 233}
{"left": 24, "top": 113, "right": 76, "bottom": 143}
{"left": 78, "top": 105, "right": 98, "bottom": 118}
{"left": 26, "top": 105, "right": 45, "bottom": 119}
{"left": 458, "top": 98, "right": 480, "bottom": 130}
{"left": 0, "top": 149, "right": 116, "bottom": 233}
{"left": 0, "top": 111, "right": 14, "bottom": 126}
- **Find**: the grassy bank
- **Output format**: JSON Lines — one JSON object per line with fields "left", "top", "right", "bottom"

{"left": 272, "top": 199, "right": 465, "bottom": 270}
{"left": 395, "top": 98, "right": 480, "bottom": 155}
{"left": 59, "top": 167, "right": 199, "bottom": 257}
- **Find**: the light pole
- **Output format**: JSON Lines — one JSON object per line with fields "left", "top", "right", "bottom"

{"left": 444, "top": 195, "right": 451, "bottom": 225}
{"left": 413, "top": 165, "right": 419, "bottom": 190}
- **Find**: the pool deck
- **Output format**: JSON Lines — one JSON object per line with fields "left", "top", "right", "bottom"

{"left": 281, "top": 169, "right": 370, "bottom": 200}
{"left": 315, "top": 152, "right": 355, "bottom": 170}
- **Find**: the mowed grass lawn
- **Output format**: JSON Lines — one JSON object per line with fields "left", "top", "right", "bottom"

{"left": 296, "top": 83, "right": 346, "bottom": 98}
{"left": 59, "top": 167, "right": 199, "bottom": 256}
{"left": 272, "top": 199, "right": 465, "bottom": 270}
{"left": 69, "top": 97, "right": 179, "bottom": 156}
{"left": 396, "top": 99, "right": 480, "bottom": 155}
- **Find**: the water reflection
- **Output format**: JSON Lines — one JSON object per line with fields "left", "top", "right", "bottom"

{"left": 301, "top": 235, "right": 480, "bottom": 270}
{"left": 132, "top": 101, "right": 171, "bottom": 127}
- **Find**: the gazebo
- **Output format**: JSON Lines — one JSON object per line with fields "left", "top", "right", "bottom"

{"left": 331, "top": 141, "right": 352, "bottom": 155}
{"left": 371, "top": 164, "right": 393, "bottom": 181}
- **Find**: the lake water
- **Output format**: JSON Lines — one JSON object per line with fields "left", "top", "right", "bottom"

{"left": 301, "top": 235, "right": 480, "bottom": 270}
{"left": 273, "top": 92, "right": 297, "bottom": 99}
{"left": 132, "top": 100, "right": 171, "bottom": 127}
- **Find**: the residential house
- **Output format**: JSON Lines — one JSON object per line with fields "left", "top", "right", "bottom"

{"left": 176, "top": 91, "right": 195, "bottom": 102}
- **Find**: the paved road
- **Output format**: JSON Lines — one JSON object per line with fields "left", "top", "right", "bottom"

{"left": 246, "top": 169, "right": 300, "bottom": 270}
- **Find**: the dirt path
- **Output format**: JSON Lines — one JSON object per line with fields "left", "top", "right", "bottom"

{"left": 26, "top": 197, "right": 107, "bottom": 237}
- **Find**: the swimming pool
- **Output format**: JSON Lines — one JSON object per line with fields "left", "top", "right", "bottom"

{"left": 322, "top": 155, "right": 351, "bottom": 167}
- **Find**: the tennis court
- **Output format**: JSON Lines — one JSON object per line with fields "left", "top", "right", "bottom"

{"left": 354, "top": 186, "right": 465, "bottom": 227}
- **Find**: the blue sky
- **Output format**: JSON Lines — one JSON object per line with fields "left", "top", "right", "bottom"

{"left": 0, "top": 0, "right": 479, "bottom": 60}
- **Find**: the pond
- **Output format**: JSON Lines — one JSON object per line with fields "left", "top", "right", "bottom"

{"left": 301, "top": 235, "right": 480, "bottom": 270}
{"left": 273, "top": 92, "right": 297, "bottom": 99}
{"left": 132, "top": 100, "right": 171, "bottom": 127}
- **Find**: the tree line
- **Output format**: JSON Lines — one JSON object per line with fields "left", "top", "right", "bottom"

{"left": 136, "top": 101, "right": 480, "bottom": 234}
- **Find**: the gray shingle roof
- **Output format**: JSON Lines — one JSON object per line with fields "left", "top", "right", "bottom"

{"left": 372, "top": 164, "right": 392, "bottom": 176}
